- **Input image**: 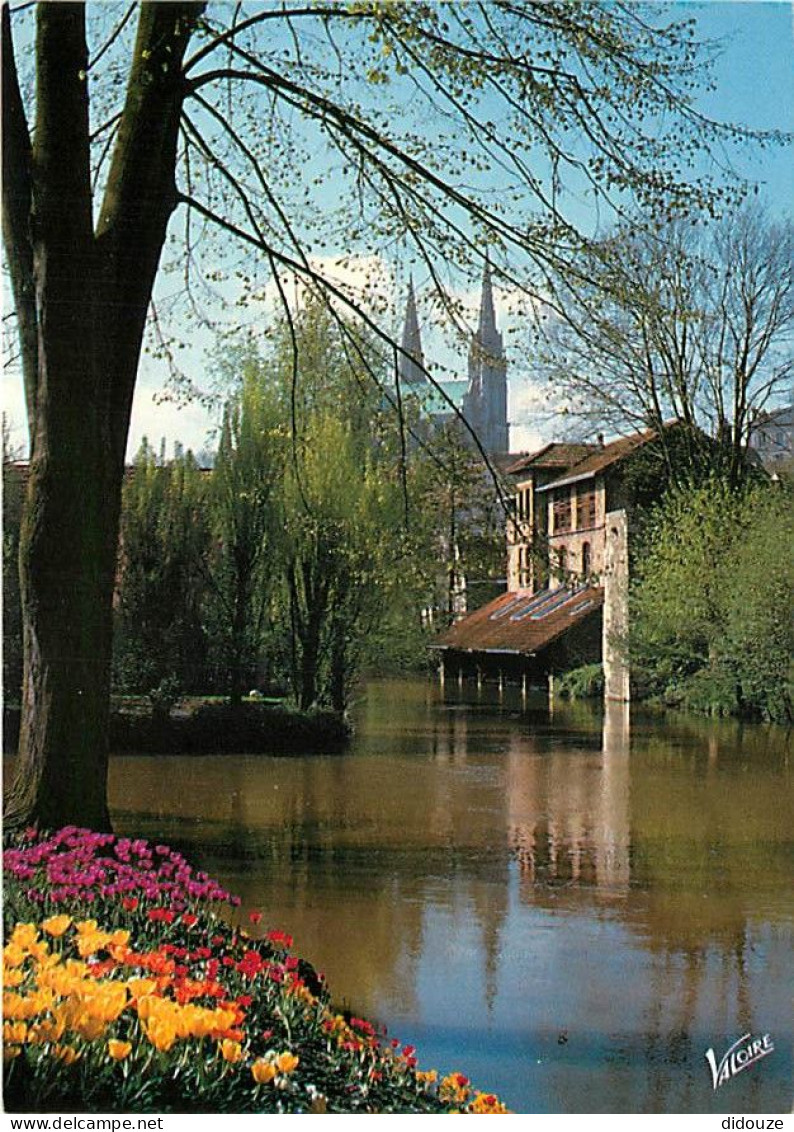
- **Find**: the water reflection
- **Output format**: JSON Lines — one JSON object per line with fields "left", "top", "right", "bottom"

{"left": 107, "top": 681, "right": 792, "bottom": 1113}
{"left": 509, "top": 700, "right": 631, "bottom": 893}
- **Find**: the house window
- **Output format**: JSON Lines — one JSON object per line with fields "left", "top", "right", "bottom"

{"left": 517, "top": 487, "right": 531, "bottom": 524}
{"left": 556, "top": 546, "right": 567, "bottom": 581}
{"left": 576, "top": 488, "right": 596, "bottom": 530}
{"left": 552, "top": 490, "right": 572, "bottom": 533}
{"left": 581, "top": 541, "right": 591, "bottom": 579}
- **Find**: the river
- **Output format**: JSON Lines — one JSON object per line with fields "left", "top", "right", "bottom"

{"left": 109, "top": 679, "right": 793, "bottom": 1114}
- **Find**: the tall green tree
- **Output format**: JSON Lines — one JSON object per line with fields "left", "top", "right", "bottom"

{"left": 115, "top": 440, "right": 210, "bottom": 707}
{"left": 283, "top": 412, "right": 400, "bottom": 713}
{"left": 3, "top": 1, "right": 767, "bottom": 828}
{"left": 412, "top": 421, "right": 505, "bottom": 621}
{"left": 206, "top": 373, "right": 285, "bottom": 706}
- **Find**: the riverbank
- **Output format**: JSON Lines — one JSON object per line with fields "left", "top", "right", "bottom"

{"left": 2, "top": 826, "right": 508, "bottom": 1114}
{"left": 2, "top": 700, "right": 351, "bottom": 757}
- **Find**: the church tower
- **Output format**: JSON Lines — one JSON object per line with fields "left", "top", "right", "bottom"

{"left": 463, "top": 259, "right": 508, "bottom": 454}
{"left": 398, "top": 276, "right": 426, "bottom": 386}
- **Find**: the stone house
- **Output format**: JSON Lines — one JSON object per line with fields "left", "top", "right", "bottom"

{"left": 506, "top": 429, "right": 663, "bottom": 595}
{"left": 433, "top": 428, "right": 669, "bottom": 698}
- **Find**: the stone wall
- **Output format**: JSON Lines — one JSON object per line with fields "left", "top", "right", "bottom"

{"left": 602, "top": 509, "right": 630, "bottom": 702}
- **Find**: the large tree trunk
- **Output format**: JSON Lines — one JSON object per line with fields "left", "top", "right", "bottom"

{"left": 7, "top": 428, "right": 123, "bottom": 830}
{"left": 3, "top": 2, "right": 204, "bottom": 832}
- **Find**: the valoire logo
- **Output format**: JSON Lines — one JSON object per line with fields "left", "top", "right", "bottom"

{"left": 705, "top": 1033, "right": 775, "bottom": 1090}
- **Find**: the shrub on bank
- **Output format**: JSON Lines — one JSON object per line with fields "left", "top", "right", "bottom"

{"left": 630, "top": 479, "right": 794, "bottom": 723}
{"left": 557, "top": 664, "right": 604, "bottom": 700}
{"left": 3, "top": 701, "right": 351, "bottom": 758}
{"left": 3, "top": 828, "right": 508, "bottom": 1114}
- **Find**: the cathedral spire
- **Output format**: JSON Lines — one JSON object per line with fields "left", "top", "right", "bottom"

{"left": 462, "top": 254, "right": 509, "bottom": 455}
{"left": 398, "top": 275, "right": 425, "bottom": 385}
{"left": 478, "top": 254, "right": 497, "bottom": 342}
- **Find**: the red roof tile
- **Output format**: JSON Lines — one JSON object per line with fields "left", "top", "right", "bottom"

{"left": 432, "top": 585, "right": 603, "bottom": 657}
{"left": 538, "top": 429, "right": 660, "bottom": 491}
{"left": 505, "top": 442, "right": 597, "bottom": 476}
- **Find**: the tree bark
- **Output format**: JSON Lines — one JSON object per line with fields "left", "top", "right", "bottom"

{"left": 3, "top": 2, "right": 205, "bottom": 831}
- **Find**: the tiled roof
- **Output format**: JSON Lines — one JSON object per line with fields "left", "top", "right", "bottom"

{"left": 432, "top": 585, "right": 603, "bottom": 657}
{"left": 537, "top": 429, "right": 659, "bottom": 492}
{"left": 505, "top": 442, "right": 597, "bottom": 476}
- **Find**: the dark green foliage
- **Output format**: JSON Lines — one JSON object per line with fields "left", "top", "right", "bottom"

{"left": 114, "top": 442, "right": 210, "bottom": 702}
{"left": 110, "top": 700, "right": 350, "bottom": 755}
{"left": 630, "top": 477, "right": 793, "bottom": 722}
{"left": 203, "top": 374, "right": 285, "bottom": 704}
{"left": 408, "top": 420, "right": 506, "bottom": 627}
{"left": 557, "top": 663, "right": 604, "bottom": 700}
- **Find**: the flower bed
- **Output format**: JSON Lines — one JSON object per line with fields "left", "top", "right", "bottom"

{"left": 3, "top": 827, "right": 508, "bottom": 1114}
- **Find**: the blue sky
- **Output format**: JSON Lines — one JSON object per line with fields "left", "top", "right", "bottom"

{"left": 3, "top": 1, "right": 792, "bottom": 459}
{"left": 677, "top": 0, "right": 793, "bottom": 204}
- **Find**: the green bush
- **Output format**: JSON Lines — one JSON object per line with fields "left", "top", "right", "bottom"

{"left": 630, "top": 477, "right": 793, "bottom": 722}
{"left": 557, "top": 663, "right": 604, "bottom": 700}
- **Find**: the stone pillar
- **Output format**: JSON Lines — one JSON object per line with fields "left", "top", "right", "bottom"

{"left": 603, "top": 509, "right": 630, "bottom": 702}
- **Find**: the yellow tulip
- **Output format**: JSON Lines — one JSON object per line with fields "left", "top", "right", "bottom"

{"left": 3, "top": 967, "right": 24, "bottom": 988}
{"left": 81, "top": 983, "right": 129, "bottom": 1023}
{"left": 3, "top": 944, "right": 27, "bottom": 968}
{"left": 144, "top": 1018, "right": 177, "bottom": 1053}
{"left": 219, "top": 1038, "right": 243, "bottom": 1063}
{"left": 252, "top": 1058, "right": 277, "bottom": 1084}
{"left": 275, "top": 1051, "right": 299, "bottom": 1075}
{"left": 3, "top": 1046, "right": 21, "bottom": 1062}
{"left": 3, "top": 1021, "right": 28, "bottom": 1045}
{"left": 3, "top": 992, "right": 35, "bottom": 1020}
{"left": 76, "top": 933, "right": 110, "bottom": 959}
{"left": 127, "top": 978, "right": 157, "bottom": 999}
{"left": 135, "top": 995, "right": 157, "bottom": 1022}
{"left": 28, "top": 1016, "right": 66, "bottom": 1044}
{"left": 211, "top": 1008, "right": 238, "bottom": 1033}
{"left": 42, "top": 915, "right": 72, "bottom": 938}
{"left": 72, "top": 1013, "right": 108, "bottom": 1042}
{"left": 107, "top": 1039, "right": 132, "bottom": 1061}
{"left": 10, "top": 924, "right": 39, "bottom": 950}
{"left": 53, "top": 1044, "right": 81, "bottom": 1065}
{"left": 27, "top": 988, "right": 56, "bottom": 1014}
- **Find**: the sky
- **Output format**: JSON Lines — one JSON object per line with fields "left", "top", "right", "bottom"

{"left": 3, "top": 1, "right": 793, "bottom": 461}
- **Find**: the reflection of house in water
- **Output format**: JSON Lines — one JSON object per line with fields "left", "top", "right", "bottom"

{"left": 508, "top": 701, "right": 631, "bottom": 894}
